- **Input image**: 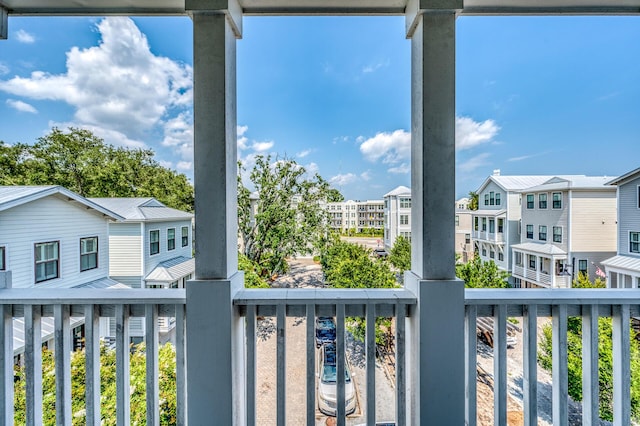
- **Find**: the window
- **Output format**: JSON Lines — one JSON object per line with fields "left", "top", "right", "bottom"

{"left": 638, "top": 186, "right": 640, "bottom": 209}
{"left": 539, "top": 193, "right": 547, "bottom": 209}
{"left": 515, "top": 252, "right": 523, "bottom": 267}
{"left": 474, "top": 217, "right": 479, "bottom": 231}
{"left": 484, "top": 194, "right": 489, "bottom": 206}
{"left": 482, "top": 247, "right": 487, "bottom": 256}
{"left": 489, "top": 250, "right": 495, "bottom": 259}
{"left": 497, "top": 218, "right": 504, "bottom": 233}
{"left": 529, "top": 255, "right": 536, "bottom": 270}
{"left": 489, "top": 219, "right": 495, "bottom": 233}
{"left": 80, "top": 237, "right": 98, "bottom": 272}
{"left": 400, "top": 231, "right": 411, "bottom": 242}
{"left": 455, "top": 215, "right": 460, "bottom": 226}
{"left": 465, "top": 234, "right": 471, "bottom": 244}
{"left": 552, "top": 192, "right": 562, "bottom": 209}
{"left": 630, "top": 232, "right": 640, "bottom": 253}
{"left": 526, "top": 224, "right": 533, "bottom": 239}
{"left": 0, "top": 246, "right": 5, "bottom": 270}
{"left": 400, "top": 197, "right": 411, "bottom": 209}
{"left": 489, "top": 191, "right": 495, "bottom": 206}
{"left": 553, "top": 226, "right": 562, "bottom": 243}
{"left": 35, "top": 241, "right": 59, "bottom": 283}
{"left": 150, "top": 230, "right": 160, "bottom": 255}
{"left": 400, "top": 214, "right": 409, "bottom": 225}
{"left": 526, "top": 194, "right": 534, "bottom": 209}
{"left": 182, "top": 226, "right": 189, "bottom": 247}
{"left": 498, "top": 252, "right": 504, "bottom": 261}
{"left": 578, "top": 259, "right": 588, "bottom": 275}
{"left": 495, "top": 192, "right": 501, "bottom": 206}
{"left": 481, "top": 218, "right": 487, "bottom": 232}
{"left": 168, "top": 228, "right": 176, "bottom": 251}
{"left": 539, "top": 225, "right": 547, "bottom": 241}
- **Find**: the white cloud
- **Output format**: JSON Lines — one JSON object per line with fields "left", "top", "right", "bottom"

{"left": 458, "top": 153, "right": 491, "bottom": 173}
{"left": 455, "top": 117, "right": 500, "bottom": 150}
{"left": 0, "top": 17, "right": 193, "bottom": 149}
{"left": 251, "top": 141, "right": 274, "bottom": 152}
{"left": 15, "top": 29, "right": 36, "bottom": 44}
{"left": 158, "top": 160, "right": 173, "bottom": 169}
{"left": 388, "top": 163, "right": 410, "bottom": 174}
{"left": 508, "top": 154, "right": 535, "bottom": 162}
{"left": 49, "top": 120, "right": 147, "bottom": 149}
{"left": 6, "top": 99, "right": 37, "bottom": 113}
{"left": 360, "top": 170, "right": 372, "bottom": 181}
{"left": 330, "top": 173, "right": 357, "bottom": 186}
{"left": 305, "top": 162, "right": 319, "bottom": 175}
{"left": 177, "top": 161, "right": 192, "bottom": 171}
{"left": 296, "top": 148, "right": 313, "bottom": 158}
{"left": 362, "top": 59, "right": 389, "bottom": 74}
{"left": 0, "top": 63, "right": 8, "bottom": 76}
{"left": 360, "top": 129, "right": 411, "bottom": 165}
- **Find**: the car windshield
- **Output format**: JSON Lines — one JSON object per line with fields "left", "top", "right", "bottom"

{"left": 321, "top": 364, "right": 352, "bottom": 384}
{"left": 316, "top": 318, "right": 335, "bottom": 329}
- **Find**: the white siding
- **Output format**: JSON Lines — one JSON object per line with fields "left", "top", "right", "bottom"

{"left": 142, "top": 220, "right": 193, "bottom": 276}
{"left": 108, "top": 223, "right": 143, "bottom": 276}
{"left": 0, "top": 196, "right": 111, "bottom": 289}
{"left": 570, "top": 191, "right": 617, "bottom": 252}
{"left": 478, "top": 181, "right": 505, "bottom": 211}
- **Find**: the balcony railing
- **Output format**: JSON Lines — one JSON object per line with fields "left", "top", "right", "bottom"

{"left": 2, "top": 287, "right": 639, "bottom": 425}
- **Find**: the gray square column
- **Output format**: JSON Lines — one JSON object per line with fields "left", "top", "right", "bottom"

{"left": 187, "top": 3, "right": 246, "bottom": 425}
{"left": 405, "top": 3, "right": 465, "bottom": 424}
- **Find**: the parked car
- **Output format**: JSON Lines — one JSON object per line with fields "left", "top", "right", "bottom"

{"left": 315, "top": 316, "right": 336, "bottom": 348}
{"left": 317, "top": 343, "right": 357, "bottom": 416}
{"left": 373, "top": 248, "right": 389, "bottom": 258}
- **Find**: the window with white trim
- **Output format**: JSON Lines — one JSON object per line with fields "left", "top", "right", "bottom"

{"left": 489, "top": 249, "right": 495, "bottom": 259}
{"left": 400, "top": 197, "right": 411, "bottom": 208}
{"left": 526, "top": 224, "right": 533, "bottom": 239}
{"left": 0, "top": 246, "right": 5, "bottom": 271}
{"left": 482, "top": 247, "right": 487, "bottom": 256}
{"left": 553, "top": 226, "right": 562, "bottom": 243}
{"left": 489, "top": 219, "right": 495, "bottom": 233}
{"left": 484, "top": 193, "right": 489, "bottom": 206}
{"left": 528, "top": 255, "right": 536, "bottom": 270}
{"left": 35, "top": 241, "right": 59, "bottom": 283}
{"left": 150, "top": 230, "right": 160, "bottom": 255}
{"left": 400, "top": 214, "right": 409, "bottom": 225}
{"left": 168, "top": 228, "right": 176, "bottom": 251}
{"left": 538, "top": 193, "right": 547, "bottom": 209}
{"left": 498, "top": 252, "right": 504, "bottom": 261}
{"left": 455, "top": 215, "right": 459, "bottom": 226}
{"left": 539, "top": 225, "right": 547, "bottom": 241}
{"left": 526, "top": 194, "right": 534, "bottom": 209}
{"left": 80, "top": 237, "right": 98, "bottom": 272}
{"left": 182, "top": 226, "right": 189, "bottom": 247}
{"left": 630, "top": 232, "right": 640, "bottom": 253}
{"left": 497, "top": 218, "right": 504, "bottom": 233}
{"left": 465, "top": 234, "right": 470, "bottom": 244}
{"left": 495, "top": 192, "right": 501, "bottom": 206}
{"left": 578, "top": 259, "right": 588, "bottom": 275}
{"left": 481, "top": 217, "right": 487, "bottom": 232}
{"left": 552, "top": 192, "right": 562, "bottom": 209}
{"left": 515, "top": 252, "right": 523, "bottom": 267}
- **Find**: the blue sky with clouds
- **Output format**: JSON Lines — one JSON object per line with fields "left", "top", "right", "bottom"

{"left": 0, "top": 15, "right": 638, "bottom": 200}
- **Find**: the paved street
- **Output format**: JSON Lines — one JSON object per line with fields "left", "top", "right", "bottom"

{"left": 255, "top": 258, "right": 397, "bottom": 425}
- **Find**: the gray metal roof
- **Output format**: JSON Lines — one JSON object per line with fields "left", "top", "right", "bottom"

{"left": 89, "top": 197, "right": 193, "bottom": 222}
{"left": 0, "top": 185, "right": 124, "bottom": 220}
{"left": 472, "top": 208, "right": 506, "bottom": 216}
{"left": 384, "top": 185, "right": 411, "bottom": 197}
{"left": 2, "top": 0, "right": 639, "bottom": 16}
{"left": 606, "top": 167, "right": 640, "bottom": 186}
{"left": 145, "top": 256, "right": 194, "bottom": 282}
{"left": 602, "top": 254, "right": 640, "bottom": 273}
{"left": 73, "top": 277, "right": 131, "bottom": 289}
{"left": 511, "top": 242, "right": 567, "bottom": 256}
{"left": 523, "top": 176, "right": 615, "bottom": 192}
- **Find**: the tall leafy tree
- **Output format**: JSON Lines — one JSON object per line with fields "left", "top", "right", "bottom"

{"left": 0, "top": 127, "right": 194, "bottom": 211}
{"left": 455, "top": 256, "right": 510, "bottom": 288}
{"left": 389, "top": 235, "right": 411, "bottom": 273}
{"left": 238, "top": 155, "right": 333, "bottom": 280}
{"left": 468, "top": 190, "right": 479, "bottom": 210}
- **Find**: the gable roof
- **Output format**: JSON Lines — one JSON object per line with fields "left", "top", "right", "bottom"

{"left": 524, "top": 176, "right": 614, "bottom": 192}
{"left": 476, "top": 175, "right": 560, "bottom": 194}
{"left": 0, "top": 185, "right": 124, "bottom": 220}
{"left": 384, "top": 185, "right": 411, "bottom": 197}
{"left": 606, "top": 167, "right": 640, "bottom": 187}
{"left": 89, "top": 197, "right": 193, "bottom": 222}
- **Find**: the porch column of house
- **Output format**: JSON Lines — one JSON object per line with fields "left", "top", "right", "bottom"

{"left": 186, "top": 2, "right": 245, "bottom": 425}
{"left": 0, "top": 6, "right": 7, "bottom": 40}
{"left": 405, "top": 2, "right": 464, "bottom": 424}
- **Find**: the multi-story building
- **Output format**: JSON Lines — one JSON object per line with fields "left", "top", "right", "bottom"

{"left": 511, "top": 176, "right": 616, "bottom": 288}
{"left": 326, "top": 199, "right": 384, "bottom": 234}
{"left": 455, "top": 198, "right": 473, "bottom": 262}
{"left": 383, "top": 185, "right": 412, "bottom": 249}
{"left": 89, "top": 197, "right": 194, "bottom": 290}
{"left": 472, "top": 171, "right": 559, "bottom": 284}
{"left": 602, "top": 167, "right": 640, "bottom": 288}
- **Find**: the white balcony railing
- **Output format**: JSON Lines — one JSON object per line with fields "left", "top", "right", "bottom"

{"left": 2, "top": 287, "right": 639, "bottom": 426}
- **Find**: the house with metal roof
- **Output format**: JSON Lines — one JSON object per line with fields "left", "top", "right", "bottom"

{"left": 602, "top": 167, "right": 640, "bottom": 289}
{"left": 383, "top": 185, "right": 412, "bottom": 249}
{"left": 511, "top": 175, "right": 617, "bottom": 288}
{"left": 88, "top": 197, "right": 194, "bottom": 290}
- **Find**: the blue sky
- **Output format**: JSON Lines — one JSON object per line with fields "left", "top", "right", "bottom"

{"left": 0, "top": 15, "right": 638, "bottom": 200}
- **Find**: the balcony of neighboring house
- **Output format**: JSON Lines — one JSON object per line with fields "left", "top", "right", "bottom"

{"left": 512, "top": 243, "right": 572, "bottom": 289}
{"left": 472, "top": 211, "right": 506, "bottom": 245}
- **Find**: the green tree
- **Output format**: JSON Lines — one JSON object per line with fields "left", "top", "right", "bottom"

{"left": 539, "top": 275, "right": 640, "bottom": 422}
{"left": 14, "top": 342, "right": 178, "bottom": 425}
{"left": 389, "top": 235, "right": 411, "bottom": 273}
{"left": 1, "top": 127, "right": 194, "bottom": 211}
{"left": 238, "top": 155, "right": 333, "bottom": 280}
{"left": 326, "top": 188, "right": 345, "bottom": 202}
{"left": 455, "top": 256, "right": 510, "bottom": 288}
{"left": 468, "top": 191, "right": 479, "bottom": 211}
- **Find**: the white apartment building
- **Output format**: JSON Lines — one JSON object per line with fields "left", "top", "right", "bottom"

{"left": 327, "top": 199, "right": 384, "bottom": 234}
{"left": 383, "top": 186, "right": 412, "bottom": 250}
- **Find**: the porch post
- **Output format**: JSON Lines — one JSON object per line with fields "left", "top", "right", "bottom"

{"left": 405, "top": 1, "right": 464, "bottom": 424}
{"left": 186, "top": 1, "right": 246, "bottom": 425}
{"left": 0, "top": 6, "right": 7, "bottom": 40}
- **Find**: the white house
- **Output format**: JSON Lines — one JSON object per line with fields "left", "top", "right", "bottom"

{"left": 383, "top": 185, "right": 412, "bottom": 249}
{"left": 88, "top": 197, "right": 194, "bottom": 290}
{"left": 602, "top": 167, "right": 640, "bottom": 288}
